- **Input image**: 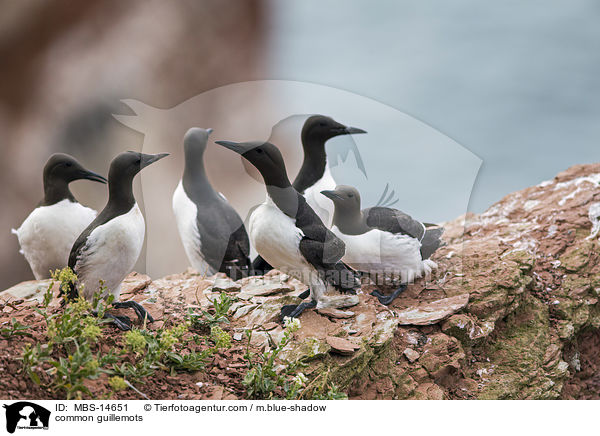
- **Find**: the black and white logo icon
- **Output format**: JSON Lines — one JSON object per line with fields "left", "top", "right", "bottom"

{"left": 3, "top": 402, "right": 50, "bottom": 434}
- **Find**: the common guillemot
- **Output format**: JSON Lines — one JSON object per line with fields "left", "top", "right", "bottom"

{"left": 251, "top": 115, "right": 366, "bottom": 274}
{"left": 321, "top": 185, "right": 444, "bottom": 305}
{"left": 172, "top": 127, "right": 251, "bottom": 280}
{"left": 12, "top": 153, "right": 107, "bottom": 279}
{"left": 216, "top": 140, "right": 360, "bottom": 319}
{"left": 293, "top": 115, "right": 366, "bottom": 226}
{"left": 68, "top": 151, "right": 169, "bottom": 330}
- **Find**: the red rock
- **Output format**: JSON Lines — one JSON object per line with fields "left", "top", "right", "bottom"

{"left": 326, "top": 336, "right": 360, "bottom": 355}
{"left": 317, "top": 308, "right": 355, "bottom": 319}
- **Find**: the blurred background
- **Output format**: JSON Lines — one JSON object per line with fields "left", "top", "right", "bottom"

{"left": 1, "top": 0, "right": 599, "bottom": 289}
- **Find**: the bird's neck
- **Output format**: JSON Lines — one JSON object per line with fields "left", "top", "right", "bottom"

{"left": 333, "top": 208, "right": 368, "bottom": 235}
{"left": 182, "top": 152, "right": 217, "bottom": 200}
{"left": 42, "top": 178, "right": 75, "bottom": 206}
{"left": 264, "top": 172, "right": 300, "bottom": 218}
{"left": 107, "top": 175, "right": 136, "bottom": 214}
{"left": 293, "top": 134, "right": 327, "bottom": 193}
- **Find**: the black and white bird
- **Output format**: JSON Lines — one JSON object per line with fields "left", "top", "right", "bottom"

{"left": 215, "top": 139, "right": 360, "bottom": 319}
{"left": 321, "top": 185, "right": 444, "bottom": 305}
{"left": 172, "top": 127, "right": 251, "bottom": 280}
{"left": 293, "top": 115, "right": 366, "bottom": 227}
{"left": 68, "top": 151, "right": 169, "bottom": 330}
{"left": 12, "top": 153, "right": 107, "bottom": 279}
{"left": 251, "top": 115, "right": 366, "bottom": 274}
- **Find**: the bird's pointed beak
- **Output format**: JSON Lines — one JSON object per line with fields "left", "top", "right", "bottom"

{"left": 331, "top": 124, "right": 367, "bottom": 136}
{"left": 81, "top": 169, "right": 107, "bottom": 184}
{"left": 141, "top": 152, "right": 169, "bottom": 169}
{"left": 343, "top": 126, "right": 367, "bottom": 135}
{"left": 206, "top": 128, "right": 213, "bottom": 135}
{"left": 321, "top": 190, "right": 343, "bottom": 201}
{"left": 215, "top": 140, "right": 252, "bottom": 155}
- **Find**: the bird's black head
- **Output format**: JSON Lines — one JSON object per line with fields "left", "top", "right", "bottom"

{"left": 215, "top": 140, "right": 290, "bottom": 188}
{"left": 44, "top": 153, "right": 107, "bottom": 185}
{"left": 108, "top": 151, "right": 169, "bottom": 181}
{"left": 301, "top": 115, "right": 366, "bottom": 145}
{"left": 106, "top": 151, "right": 169, "bottom": 207}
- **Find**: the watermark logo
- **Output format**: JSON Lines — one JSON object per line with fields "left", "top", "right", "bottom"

{"left": 3, "top": 402, "right": 50, "bottom": 434}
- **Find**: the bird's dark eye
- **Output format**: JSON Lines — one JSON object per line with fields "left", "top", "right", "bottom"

{"left": 348, "top": 193, "right": 354, "bottom": 198}
{"left": 319, "top": 122, "right": 327, "bottom": 127}
{"left": 136, "top": 159, "right": 141, "bottom": 164}
{"left": 256, "top": 149, "right": 263, "bottom": 154}
{"left": 65, "top": 162, "right": 73, "bottom": 167}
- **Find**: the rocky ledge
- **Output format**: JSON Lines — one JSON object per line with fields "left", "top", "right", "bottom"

{"left": 2, "top": 163, "right": 600, "bottom": 399}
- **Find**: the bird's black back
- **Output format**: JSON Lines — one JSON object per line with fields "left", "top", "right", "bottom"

{"left": 364, "top": 207, "right": 425, "bottom": 240}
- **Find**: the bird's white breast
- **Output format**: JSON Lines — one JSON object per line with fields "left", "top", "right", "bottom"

{"left": 248, "top": 198, "right": 310, "bottom": 276}
{"left": 75, "top": 203, "right": 145, "bottom": 300}
{"left": 250, "top": 197, "right": 353, "bottom": 306}
{"left": 303, "top": 164, "right": 336, "bottom": 227}
{"left": 12, "top": 199, "right": 97, "bottom": 279}
{"left": 331, "top": 226, "right": 424, "bottom": 283}
{"left": 172, "top": 181, "right": 214, "bottom": 275}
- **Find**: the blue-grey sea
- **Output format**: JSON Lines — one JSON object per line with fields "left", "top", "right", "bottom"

{"left": 267, "top": 0, "right": 600, "bottom": 221}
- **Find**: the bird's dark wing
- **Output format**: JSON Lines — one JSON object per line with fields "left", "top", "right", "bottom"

{"left": 67, "top": 221, "right": 98, "bottom": 299}
{"left": 364, "top": 207, "right": 425, "bottom": 240}
{"left": 195, "top": 200, "right": 251, "bottom": 279}
{"left": 220, "top": 224, "right": 251, "bottom": 279}
{"left": 420, "top": 226, "right": 445, "bottom": 259}
{"left": 294, "top": 194, "right": 359, "bottom": 291}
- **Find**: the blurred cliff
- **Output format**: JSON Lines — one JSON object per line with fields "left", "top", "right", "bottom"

{"left": 0, "top": 0, "right": 266, "bottom": 289}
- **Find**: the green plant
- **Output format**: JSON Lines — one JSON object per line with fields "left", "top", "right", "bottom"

{"left": 165, "top": 349, "right": 210, "bottom": 372}
{"left": 19, "top": 268, "right": 111, "bottom": 398}
{"left": 20, "top": 343, "right": 52, "bottom": 385}
{"left": 295, "top": 367, "right": 348, "bottom": 400}
{"left": 114, "top": 322, "right": 211, "bottom": 381}
{"left": 48, "top": 343, "right": 102, "bottom": 399}
{"left": 108, "top": 376, "right": 128, "bottom": 391}
{"left": 210, "top": 326, "right": 232, "bottom": 350}
{"left": 187, "top": 292, "right": 234, "bottom": 328}
{"left": 241, "top": 317, "right": 348, "bottom": 400}
{"left": 242, "top": 317, "right": 302, "bottom": 399}
{"left": 124, "top": 330, "right": 147, "bottom": 355}
{"left": 51, "top": 267, "right": 77, "bottom": 296}
{"left": 311, "top": 383, "right": 347, "bottom": 400}
{"left": 0, "top": 318, "right": 31, "bottom": 338}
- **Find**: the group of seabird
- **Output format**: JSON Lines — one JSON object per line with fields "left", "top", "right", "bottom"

{"left": 12, "top": 115, "right": 443, "bottom": 329}
{"left": 14, "top": 151, "right": 168, "bottom": 330}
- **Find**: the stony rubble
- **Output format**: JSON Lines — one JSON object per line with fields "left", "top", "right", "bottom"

{"left": 3, "top": 163, "right": 600, "bottom": 399}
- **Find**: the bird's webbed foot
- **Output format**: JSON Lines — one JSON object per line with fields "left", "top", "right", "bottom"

{"left": 371, "top": 284, "right": 407, "bottom": 306}
{"left": 103, "top": 312, "right": 132, "bottom": 331}
{"left": 113, "top": 300, "right": 155, "bottom": 323}
{"left": 280, "top": 299, "right": 317, "bottom": 320}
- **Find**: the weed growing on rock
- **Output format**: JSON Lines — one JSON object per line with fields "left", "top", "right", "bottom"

{"left": 16, "top": 267, "right": 231, "bottom": 399}
{"left": 0, "top": 318, "right": 31, "bottom": 338}
{"left": 18, "top": 269, "right": 114, "bottom": 399}
{"left": 108, "top": 376, "right": 128, "bottom": 391}
{"left": 242, "top": 317, "right": 348, "bottom": 400}
{"left": 187, "top": 292, "right": 234, "bottom": 329}
{"left": 211, "top": 326, "right": 232, "bottom": 350}
{"left": 242, "top": 317, "right": 305, "bottom": 399}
